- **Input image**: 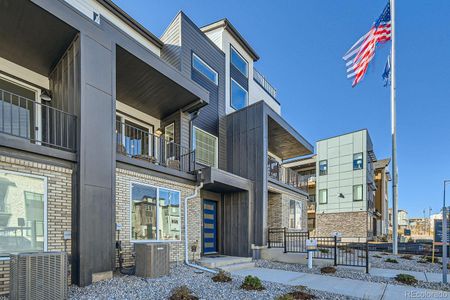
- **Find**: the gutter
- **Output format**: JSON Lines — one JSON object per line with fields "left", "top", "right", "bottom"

{"left": 183, "top": 179, "right": 217, "bottom": 273}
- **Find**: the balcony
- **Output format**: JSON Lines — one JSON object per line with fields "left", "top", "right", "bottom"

{"left": 253, "top": 68, "right": 277, "bottom": 100}
{"left": 267, "top": 158, "right": 308, "bottom": 193}
{"left": 0, "top": 88, "right": 77, "bottom": 152}
{"left": 116, "top": 121, "right": 195, "bottom": 173}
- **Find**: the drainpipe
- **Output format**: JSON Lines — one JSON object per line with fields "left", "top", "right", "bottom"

{"left": 184, "top": 179, "right": 217, "bottom": 273}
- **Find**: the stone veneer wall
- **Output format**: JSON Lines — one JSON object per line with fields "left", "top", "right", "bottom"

{"left": 0, "top": 155, "right": 72, "bottom": 295}
{"left": 268, "top": 191, "right": 308, "bottom": 230}
{"left": 115, "top": 168, "right": 201, "bottom": 267}
{"left": 315, "top": 211, "right": 368, "bottom": 239}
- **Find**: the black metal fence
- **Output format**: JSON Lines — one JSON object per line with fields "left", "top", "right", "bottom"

{"left": 268, "top": 228, "right": 369, "bottom": 272}
{"left": 0, "top": 88, "right": 77, "bottom": 151}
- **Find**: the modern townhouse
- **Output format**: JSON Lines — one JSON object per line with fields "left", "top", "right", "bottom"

{"left": 287, "top": 130, "right": 379, "bottom": 241}
{"left": 0, "top": 0, "right": 312, "bottom": 294}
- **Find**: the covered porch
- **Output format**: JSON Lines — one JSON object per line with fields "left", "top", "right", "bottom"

{"left": 0, "top": 0, "right": 79, "bottom": 157}
{"left": 200, "top": 167, "right": 254, "bottom": 257}
{"left": 114, "top": 45, "right": 209, "bottom": 174}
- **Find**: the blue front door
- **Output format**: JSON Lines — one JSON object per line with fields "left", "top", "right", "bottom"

{"left": 203, "top": 200, "right": 217, "bottom": 254}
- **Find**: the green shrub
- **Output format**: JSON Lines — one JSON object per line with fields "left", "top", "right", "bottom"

{"left": 395, "top": 274, "right": 418, "bottom": 285}
{"left": 240, "top": 275, "right": 265, "bottom": 291}
{"left": 318, "top": 248, "right": 329, "bottom": 254}
{"left": 320, "top": 266, "right": 336, "bottom": 274}
{"left": 276, "top": 291, "right": 316, "bottom": 300}
{"left": 169, "top": 286, "right": 198, "bottom": 300}
{"left": 421, "top": 256, "right": 439, "bottom": 263}
{"left": 400, "top": 254, "right": 413, "bottom": 260}
{"left": 211, "top": 270, "right": 232, "bottom": 283}
{"left": 385, "top": 258, "right": 398, "bottom": 263}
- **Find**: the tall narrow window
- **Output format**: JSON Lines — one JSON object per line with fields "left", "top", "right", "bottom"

{"left": 319, "top": 160, "right": 328, "bottom": 176}
{"left": 353, "top": 184, "right": 363, "bottom": 201}
{"left": 289, "top": 200, "right": 303, "bottom": 229}
{"left": 319, "top": 189, "right": 328, "bottom": 204}
{"left": 231, "top": 79, "right": 248, "bottom": 110}
{"left": 192, "top": 53, "right": 218, "bottom": 85}
{"left": 353, "top": 153, "right": 363, "bottom": 170}
{"left": 0, "top": 171, "right": 46, "bottom": 257}
{"left": 230, "top": 46, "right": 248, "bottom": 77}
{"left": 193, "top": 127, "right": 218, "bottom": 167}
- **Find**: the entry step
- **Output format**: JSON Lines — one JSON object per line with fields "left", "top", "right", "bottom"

{"left": 199, "top": 255, "right": 253, "bottom": 268}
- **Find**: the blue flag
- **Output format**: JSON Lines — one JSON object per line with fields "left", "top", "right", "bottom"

{"left": 382, "top": 54, "right": 391, "bottom": 87}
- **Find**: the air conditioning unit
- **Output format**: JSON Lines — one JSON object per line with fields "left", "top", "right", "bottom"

{"left": 135, "top": 243, "right": 169, "bottom": 278}
{"left": 10, "top": 252, "right": 68, "bottom": 300}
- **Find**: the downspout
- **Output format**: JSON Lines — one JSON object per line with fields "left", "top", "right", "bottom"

{"left": 184, "top": 179, "right": 217, "bottom": 273}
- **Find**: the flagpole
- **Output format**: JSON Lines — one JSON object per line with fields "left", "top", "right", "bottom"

{"left": 390, "top": 0, "right": 399, "bottom": 255}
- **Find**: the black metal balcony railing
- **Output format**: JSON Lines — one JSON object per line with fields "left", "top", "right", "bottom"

{"left": 0, "top": 88, "right": 77, "bottom": 152}
{"left": 267, "top": 158, "right": 308, "bottom": 192}
{"left": 116, "top": 121, "right": 195, "bottom": 173}
{"left": 253, "top": 68, "right": 277, "bottom": 99}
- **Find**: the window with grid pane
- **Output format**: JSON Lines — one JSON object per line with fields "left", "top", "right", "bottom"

{"left": 193, "top": 127, "right": 217, "bottom": 167}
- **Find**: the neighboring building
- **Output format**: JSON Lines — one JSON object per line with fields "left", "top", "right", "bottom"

{"left": 0, "top": 0, "right": 312, "bottom": 294}
{"left": 315, "top": 129, "right": 377, "bottom": 241}
{"left": 373, "top": 158, "right": 391, "bottom": 236}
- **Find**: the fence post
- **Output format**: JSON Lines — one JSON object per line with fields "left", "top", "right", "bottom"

{"left": 268, "top": 228, "right": 271, "bottom": 248}
{"left": 284, "top": 227, "right": 287, "bottom": 253}
{"left": 365, "top": 241, "right": 369, "bottom": 274}
{"left": 333, "top": 236, "right": 337, "bottom": 266}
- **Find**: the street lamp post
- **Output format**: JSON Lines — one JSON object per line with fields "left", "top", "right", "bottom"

{"left": 443, "top": 180, "right": 450, "bottom": 284}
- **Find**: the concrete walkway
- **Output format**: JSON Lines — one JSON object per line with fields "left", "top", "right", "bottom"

{"left": 370, "top": 267, "right": 443, "bottom": 283}
{"left": 231, "top": 267, "right": 449, "bottom": 300}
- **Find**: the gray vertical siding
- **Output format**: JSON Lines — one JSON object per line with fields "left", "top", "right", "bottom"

{"left": 226, "top": 102, "right": 268, "bottom": 246}
{"left": 49, "top": 35, "right": 81, "bottom": 117}
{"left": 221, "top": 191, "right": 252, "bottom": 256}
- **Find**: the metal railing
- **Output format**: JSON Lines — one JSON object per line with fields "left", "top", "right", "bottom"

{"left": 267, "top": 158, "right": 308, "bottom": 192}
{"left": 0, "top": 88, "right": 77, "bottom": 152}
{"left": 253, "top": 68, "right": 277, "bottom": 99}
{"left": 268, "top": 228, "right": 369, "bottom": 272}
{"left": 116, "top": 120, "right": 196, "bottom": 173}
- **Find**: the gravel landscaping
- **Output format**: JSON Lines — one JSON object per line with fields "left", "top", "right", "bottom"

{"left": 369, "top": 251, "right": 443, "bottom": 272}
{"left": 68, "top": 264, "right": 355, "bottom": 300}
{"left": 255, "top": 259, "right": 450, "bottom": 292}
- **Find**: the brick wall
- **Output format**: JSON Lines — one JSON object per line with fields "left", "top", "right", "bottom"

{"left": 316, "top": 211, "right": 368, "bottom": 239}
{"left": 0, "top": 155, "right": 73, "bottom": 295}
{"left": 115, "top": 168, "right": 201, "bottom": 268}
{"left": 268, "top": 191, "right": 308, "bottom": 230}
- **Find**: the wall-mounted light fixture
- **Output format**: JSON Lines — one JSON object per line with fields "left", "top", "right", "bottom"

{"left": 40, "top": 89, "right": 52, "bottom": 102}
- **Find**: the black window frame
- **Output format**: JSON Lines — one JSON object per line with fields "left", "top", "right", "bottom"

{"left": 319, "top": 160, "right": 328, "bottom": 176}
{"left": 353, "top": 153, "right": 364, "bottom": 170}
{"left": 353, "top": 184, "right": 364, "bottom": 201}
{"left": 319, "top": 189, "right": 328, "bottom": 204}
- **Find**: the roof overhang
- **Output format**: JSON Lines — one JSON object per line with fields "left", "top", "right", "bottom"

{"left": 266, "top": 104, "right": 313, "bottom": 160}
{"left": 0, "top": 0, "right": 78, "bottom": 76}
{"left": 116, "top": 46, "right": 209, "bottom": 119}
{"left": 201, "top": 167, "right": 253, "bottom": 193}
{"left": 201, "top": 19, "right": 259, "bottom": 61}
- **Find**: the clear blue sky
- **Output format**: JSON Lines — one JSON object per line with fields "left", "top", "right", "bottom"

{"left": 113, "top": 0, "right": 450, "bottom": 217}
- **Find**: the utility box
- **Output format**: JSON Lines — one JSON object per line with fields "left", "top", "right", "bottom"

{"left": 10, "top": 252, "right": 68, "bottom": 300}
{"left": 135, "top": 243, "right": 169, "bottom": 278}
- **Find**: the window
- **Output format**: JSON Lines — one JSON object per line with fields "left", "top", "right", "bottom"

{"left": 193, "top": 127, "right": 218, "bottom": 167}
{"left": 165, "top": 123, "right": 174, "bottom": 142}
{"left": 353, "top": 153, "right": 363, "bottom": 170}
{"left": 319, "top": 189, "right": 328, "bottom": 204}
{"left": 0, "top": 171, "right": 46, "bottom": 257}
{"left": 131, "top": 183, "right": 181, "bottom": 241}
{"left": 289, "top": 200, "right": 303, "bottom": 229}
{"left": 231, "top": 79, "right": 248, "bottom": 110}
{"left": 230, "top": 46, "right": 248, "bottom": 77}
{"left": 353, "top": 184, "right": 363, "bottom": 201}
{"left": 192, "top": 53, "right": 218, "bottom": 85}
{"left": 319, "top": 160, "right": 328, "bottom": 176}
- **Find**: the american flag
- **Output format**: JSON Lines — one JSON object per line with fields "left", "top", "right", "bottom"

{"left": 343, "top": 2, "right": 392, "bottom": 87}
